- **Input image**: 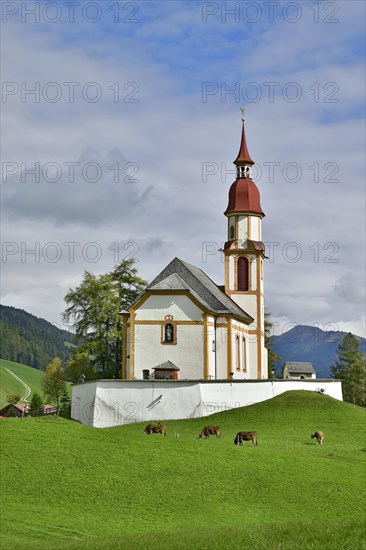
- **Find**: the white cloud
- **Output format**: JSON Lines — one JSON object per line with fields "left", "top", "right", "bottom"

{"left": 1, "top": 2, "right": 365, "bottom": 337}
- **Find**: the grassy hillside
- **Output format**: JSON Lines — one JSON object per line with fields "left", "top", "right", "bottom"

{"left": 1, "top": 391, "right": 365, "bottom": 549}
{"left": 0, "top": 359, "right": 71, "bottom": 406}
{"left": 0, "top": 358, "right": 45, "bottom": 405}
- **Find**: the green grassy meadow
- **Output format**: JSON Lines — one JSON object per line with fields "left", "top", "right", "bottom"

{"left": 0, "top": 359, "right": 72, "bottom": 406}
{"left": 0, "top": 359, "right": 45, "bottom": 405}
{"left": 1, "top": 391, "right": 365, "bottom": 549}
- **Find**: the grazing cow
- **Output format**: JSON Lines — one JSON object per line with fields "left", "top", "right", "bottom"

{"left": 199, "top": 426, "right": 221, "bottom": 439}
{"left": 144, "top": 423, "right": 166, "bottom": 436}
{"left": 311, "top": 431, "right": 324, "bottom": 445}
{"left": 234, "top": 431, "right": 257, "bottom": 446}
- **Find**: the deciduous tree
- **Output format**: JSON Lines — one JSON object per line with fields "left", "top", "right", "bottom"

{"left": 6, "top": 393, "right": 21, "bottom": 404}
{"left": 41, "top": 357, "right": 66, "bottom": 413}
{"left": 64, "top": 352, "right": 97, "bottom": 383}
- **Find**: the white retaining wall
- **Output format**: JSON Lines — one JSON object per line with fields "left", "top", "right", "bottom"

{"left": 71, "top": 379, "right": 343, "bottom": 428}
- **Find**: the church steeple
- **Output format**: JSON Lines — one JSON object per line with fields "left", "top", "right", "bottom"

{"left": 234, "top": 108, "right": 254, "bottom": 179}
{"left": 224, "top": 111, "right": 264, "bottom": 218}
{"left": 223, "top": 110, "right": 266, "bottom": 379}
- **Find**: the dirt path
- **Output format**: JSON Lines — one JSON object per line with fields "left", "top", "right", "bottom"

{"left": 5, "top": 369, "right": 31, "bottom": 402}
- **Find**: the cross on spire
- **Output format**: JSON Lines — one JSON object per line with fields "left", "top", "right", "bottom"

{"left": 234, "top": 109, "right": 254, "bottom": 175}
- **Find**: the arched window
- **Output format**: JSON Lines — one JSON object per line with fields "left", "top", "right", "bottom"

{"left": 242, "top": 337, "right": 247, "bottom": 372}
{"left": 161, "top": 315, "right": 176, "bottom": 345}
{"left": 237, "top": 257, "right": 249, "bottom": 291}
{"left": 236, "top": 335, "right": 240, "bottom": 371}
{"left": 164, "top": 323, "right": 174, "bottom": 342}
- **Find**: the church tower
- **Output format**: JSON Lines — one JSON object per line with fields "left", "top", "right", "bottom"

{"left": 224, "top": 110, "right": 266, "bottom": 378}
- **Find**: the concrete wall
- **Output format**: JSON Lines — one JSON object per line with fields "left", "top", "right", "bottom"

{"left": 72, "top": 379, "right": 343, "bottom": 428}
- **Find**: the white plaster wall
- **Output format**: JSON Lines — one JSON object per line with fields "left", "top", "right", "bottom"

{"left": 72, "top": 380, "right": 343, "bottom": 428}
{"left": 238, "top": 215, "right": 248, "bottom": 243}
{"left": 231, "top": 293, "right": 257, "bottom": 320}
{"left": 71, "top": 381, "right": 101, "bottom": 427}
{"left": 247, "top": 335, "right": 258, "bottom": 379}
{"left": 207, "top": 316, "right": 215, "bottom": 379}
{"left": 250, "top": 256, "right": 257, "bottom": 291}
{"left": 229, "top": 255, "right": 235, "bottom": 288}
{"left": 134, "top": 324, "right": 204, "bottom": 379}
{"left": 261, "top": 344, "right": 268, "bottom": 380}
{"left": 249, "top": 216, "right": 260, "bottom": 241}
{"left": 216, "top": 326, "right": 228, "bottom": 379}
{"left": 136, "top": 294, "right": 203, "bottom": 321}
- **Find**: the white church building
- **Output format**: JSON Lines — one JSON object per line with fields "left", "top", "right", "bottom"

{"left": 72, "top": 116, "right": 343, "bottom": 428}
{"left": 122, "top": 115, "right": 267, "bottom": 382}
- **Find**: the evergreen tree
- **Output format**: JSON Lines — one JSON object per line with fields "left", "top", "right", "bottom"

{"left": 63, "top": 259, "right": 146, "bottom": 378}
{"left": 331, "top": 333, "right": 366, "bottom": 406}
{"left": 60, "top": 390, "right": 71, "bottom": 412}
{"left": 0, "top": 305, "right": 75, "bottom": 370}
{"left": 29, "top": 392, "right": 43, "bottom": 415}
{"left": 41, "top": 357, "right": 66, "bottom": 413}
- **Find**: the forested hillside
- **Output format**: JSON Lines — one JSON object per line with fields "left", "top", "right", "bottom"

{"left": 270, "top": 325, "right": 366, "bottom": 378}
{"left": 0, "top": 305, "right": 75, "bottom": 370}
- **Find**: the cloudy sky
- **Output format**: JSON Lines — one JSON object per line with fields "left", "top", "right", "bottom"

{"left": 1, "top": 0, "right": 365, "bottom": 338}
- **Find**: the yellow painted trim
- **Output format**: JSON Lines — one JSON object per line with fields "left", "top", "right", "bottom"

{"left": 160, "top": 320, "right": 177, "bottom": 345}
{"left": 121, "top": 313, "right": 129, "bottom": 379}
{"left": 242, "top": 336, "right": 247, "bottom": 372}
{"left": 256, "top": 253, "right": 262, "bottom": 379}
{"left": 226, "top": 290, "right": 264, "bottom": 297}
{"left": 236, "top": 334, "right": 240, "bottom": 371}
{"left": 135, "top": 320, "right": 203, "bottom": 326}
{"left": 232, "top": 324, "right": 250, "bottom": 334}
{"left": 234, "top": 255, "right": 237, "bottom": 290}
{"left": 227, "top": 318, "right": 232, "bottom": 379}
{"left": 129, "top": 312, "right": 136, "bottom": 380}
{"left": 224, "top": 253, "right": 230, "bottom": 294}
{"left": 204, "top": 314, "right": 209, "bottom": 380}
{"left": 129, "top": 289, "right": 212, "bottom": 316}
{"left": 223, "top": 245, "right": 265, "bottom": 257}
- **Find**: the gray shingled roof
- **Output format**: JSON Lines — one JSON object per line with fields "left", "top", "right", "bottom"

{"left": 130, "top": 257, "right": 253, "bottom": 323}
{"left": 284, "top": 362, "right": 316, "bottom": 374}
{"left": 152, "top": 360, "right": 180, "bottom": 371}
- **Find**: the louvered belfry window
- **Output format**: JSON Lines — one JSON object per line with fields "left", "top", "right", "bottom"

{"left": 237, "top": 257, "right": 249, "bottom": 291}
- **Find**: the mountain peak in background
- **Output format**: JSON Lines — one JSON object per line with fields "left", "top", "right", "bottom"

{"left": 270, "top": 325, "right": 366, "bottom": 378}
{"left": 1, "top": 304, "right": 365, "bottom": 379}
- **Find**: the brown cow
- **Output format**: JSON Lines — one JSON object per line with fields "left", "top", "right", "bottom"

{"left": 311, "top": 431, "right": 324, "bottom": 445}
{"left": 199, "top": 426, "right": 221, "bottom": 439}
{"left": 234, "top": 431, "right": 257, "bottom": 446}
{"left": 144, "top": 423, "right": 166, "bottom": 436}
